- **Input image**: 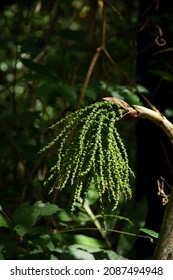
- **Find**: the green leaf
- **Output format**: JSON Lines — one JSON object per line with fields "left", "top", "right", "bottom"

{"left": 34, "top": 201, "right": 60, "bottom": 216}
{"left": 0, "top": 213, "right": 10, "bottom": 229}
{"left": 14, "top": 224, "right": 52, "bottom": 238}
{"left": 56, "top": 210, "right": 73, "bottom": 222}
{"left": 40, "top": 205, "right": 60, "bottom": 216}
{"left": 99, "top": 214, "right": 134, "bottom": 225}
{"left": 12, "top": 203, "right": 41, "bottom": 227}
{"left": 117, "top": 197, "right": 148, "bottom": 256}
{"left": 85, "top": 188, "right": 99, "bottom": 206}
{"left": 53, "top": 84, "right": 77, "bottom": 106}
{"left": 14, "top": 224, "right": 31, "bottom": 237}
{"left": 73, "top": 234, "right": 105, "bottom": 248}
{"left": 21, "top": 58, "right": 58, "bottom": 81}
{"left": 61, "top": 244, "right": 95, "bottom": 260}
{"left": 109, "top": 84, "right": 143, "bottom": 106}
{"left": 60, "top": 244, "right": 127, "bottom": 260}
{"left": 85, "top": 88, "right": 97, "bottom": 100}
{"left": 0, "top": 207, "right": 12, "bottom": 229}
{"left": 30, "top": 235, "right": 55, "bottom": 251}
{"left": 28, "top": 226, "right": 52, "bottom": 236}
{"left": 139, "top": 228, "right": 159, "bottom": 238}
{"left": 93, "top": 249, "right": 127, "bottom": 260}
{"left": 36, "top": 83, "right": 77, "bottom": 106}
{"left": 150, "top": 69, "right": 173, "bottom": 81}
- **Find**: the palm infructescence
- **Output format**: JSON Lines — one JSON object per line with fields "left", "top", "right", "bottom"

{"left": 40, "top": 101, "right": 134, "bottom": 213}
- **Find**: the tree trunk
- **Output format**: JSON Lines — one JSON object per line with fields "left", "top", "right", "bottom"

{"left": 153, "top": 186, "right": 173, "bottom": 259}
{"left": 133, "top": 105, "right": 173, "bottom": 259}
{"left": 135, "top": 0, "right": 173, "bottom": 259}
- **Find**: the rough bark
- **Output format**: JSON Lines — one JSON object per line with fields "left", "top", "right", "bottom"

{"left": 153, "top": 186, "right": 173, "bottom": 259}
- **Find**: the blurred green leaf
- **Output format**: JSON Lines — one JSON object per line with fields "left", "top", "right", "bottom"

{"left": 61, "top": 244, "right": 95, "bottom": 260}
{"left": 93, "top": 249, "right": 127, "bottom": 260}
{"left": 14, "top": 224, "right": 31, "bottom": 237}
{"left": 116, "top": 197, "right": 148, "bottom": 256}
{"left": 28, "top": 226, "right": 52, "bottom": 236}
{"left": 12, "top": 202, "right": 60, "bottom": 228}
{"left": 56, "top": 209, "right": 73, "bottom": 222}
{"left": 0, "top": 213, "right": 10, "bottom": 229}
{"left": 30, "top": 234, "right": 56, "bottom": 252}
{"left": 110, "top": 84, "right": 142, "bottom": 106}
{"left": 12, "top": 203, "right": 41, "bottom": 227}
{"left": 139, "top": 228, "right": 159, "bottom": 238}
{"left": 36, "top": 83, "right": 77, "bottom": 106}
{"left": 13, "top": 224, "right": 52, "bottom": 238}
{"left": 20, "top": 37, "right": 45, "bottom": 57}
{"left": 85, "top": 188, "right": 99, "bottom": 206}
{"left": 60, "top": 244, "right": 127, "bottom": 260}
{"left": 21, "top": 58, "right": 59, "bottom": 81}
{"left": 164, "top": 107, "right": 173, "bottom": 118}
{"left": 100, "top": 214, "right": 134, "bottom": 226}
{"left": 73, "top": 234, "right": 105, "bottom": 248}
{"left": 39, "top": 204, "right": 60, "bottom": 217}
{"left": 150, "top": 69, "right": 173, "bottom": 81}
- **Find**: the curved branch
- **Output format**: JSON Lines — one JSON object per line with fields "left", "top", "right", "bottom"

{"left": 133, "top": 105, "right": 173, "bottom": 144}
{"left": 104, "top": 97, "right": 173, "bottom": 259}
{"left": 133, "top": 105, "right": 173, "bottom": 259}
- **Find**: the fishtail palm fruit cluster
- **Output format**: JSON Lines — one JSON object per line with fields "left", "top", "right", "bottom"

{"left": 40, "top": 101, "right": 134, "bottom": 212}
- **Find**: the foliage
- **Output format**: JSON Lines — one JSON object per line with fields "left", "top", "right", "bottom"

{"left": 0, "top": 196, "right": 129, "bottom": 260}
{"left": 0, "top": 0, "right": 166, "bottom": 260}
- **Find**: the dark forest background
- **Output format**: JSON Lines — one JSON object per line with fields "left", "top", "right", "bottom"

{"left": 0, "top": 0, "right": 173, "bottom": 260}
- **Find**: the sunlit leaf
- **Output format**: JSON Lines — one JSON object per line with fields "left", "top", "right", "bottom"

{"left": 73, "top": 234, "right": 105, "bottom": 248}
{"left": 139, "top": 228, "right": 159, "bottom": 238}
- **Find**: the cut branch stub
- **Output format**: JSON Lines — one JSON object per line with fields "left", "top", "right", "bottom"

{"left": 103, "top": 97, "right": 173, "bottom": 144}
{"left": 103, "top": 97, "right": 139, "bottom": 120}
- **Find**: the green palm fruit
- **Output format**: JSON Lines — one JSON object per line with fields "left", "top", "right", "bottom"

{"left": 40, "top": 101, "right": 134, "bottom": 213}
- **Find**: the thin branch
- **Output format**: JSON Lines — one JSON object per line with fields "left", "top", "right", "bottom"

{"left": 153, "top": 47, "right": 173, "bottom": 56}
{"left": 101, "top": 2, "right": 107, "bottom": 46}
{"left": 105, "top": 0, "right": 123, "bottom": 20}
{"left": 77, "top": 48, "right": 101, "bottom": 109}
{"left": 136, "top": 91, "right": 160, "bottom": 113}
{"left": 77, "top": 1, "right": 107, "bottom": 109}
{"left": 83, "top": 202, "right": 112, "bottom": 248}
{"left": 77, "top": 0, "right": 157, "bottom": 113}
{"left": 57, "top": 227, "right": 154, "bottom": 243}
{"left": 153, "top": 186, "right": 173, "bottom": 259}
